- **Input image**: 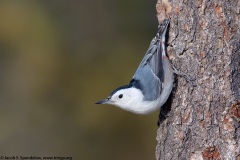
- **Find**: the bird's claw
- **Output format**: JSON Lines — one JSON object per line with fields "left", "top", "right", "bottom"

{"left": 172, "top": 65, "right": 196, "bottom": 87}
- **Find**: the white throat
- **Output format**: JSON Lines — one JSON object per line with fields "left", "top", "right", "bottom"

{"left": 111, "top": 88, "right": 160, "bottom": 114}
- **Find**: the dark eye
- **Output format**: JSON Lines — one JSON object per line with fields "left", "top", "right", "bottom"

{"left": 118, "top": 94, "right": 123, "bottom": 99}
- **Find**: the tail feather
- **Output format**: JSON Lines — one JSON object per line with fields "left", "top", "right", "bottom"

{"left": 157, "top": 19, "right": 169, "bottom": 42}
{"left": 156, "top": 19, "right": 169, "bottom": 82}
{"left": 157, "top": 19, "right": 169, "bottom": 56}
{"left": 150, "top": 19, "right": 169, "bottom": 54}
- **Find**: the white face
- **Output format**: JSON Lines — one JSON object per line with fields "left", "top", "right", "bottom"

{"left": 107, "top": 87, "right": 144, "bottom": 112}
{"left": 109, "top": 89, "right": 132, "bottom": 105}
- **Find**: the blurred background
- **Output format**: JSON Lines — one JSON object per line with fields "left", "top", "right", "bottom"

{"left": 0, "top": 0, "right": 159, "bottom": 159}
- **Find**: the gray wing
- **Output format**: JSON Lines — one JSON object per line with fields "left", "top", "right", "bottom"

{"left": 132, "top": 41, "right": 163, "bottom": 101}
{"left": 132, "top": 19, "right": 169, "bottom": 101}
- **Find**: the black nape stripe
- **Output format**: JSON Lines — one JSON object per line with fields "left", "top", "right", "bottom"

{"left": 130, "top": 79, "right": 143, "bottom": 93}
{"left": 109, "top": 79, "right": 143, "bottom": 97}
{"left": 109, "top": 84, "right": 131, "bottom": 97}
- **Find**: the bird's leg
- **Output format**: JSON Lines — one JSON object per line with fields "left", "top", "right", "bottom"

{"left": 172, "top": 65, "right": 196, "bottom": 87}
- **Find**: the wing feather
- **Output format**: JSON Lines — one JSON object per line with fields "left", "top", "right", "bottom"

{"left": 132, "top": 19, "right": 169, "bottom": 101}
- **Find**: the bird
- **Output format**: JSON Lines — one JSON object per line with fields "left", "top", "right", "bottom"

{"left": 96, "top": 19, "right": 174, "bottom": 114}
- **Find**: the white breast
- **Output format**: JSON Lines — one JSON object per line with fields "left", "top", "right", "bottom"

{"left": 114, "top": 80, "right": 173, "bottom": 114}
{"left": 113, "top": 88, "right": 163, "bottom": 114}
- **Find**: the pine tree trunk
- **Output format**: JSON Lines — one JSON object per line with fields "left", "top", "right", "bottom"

{"left": 155, "top": 0, "right": 240, "bottom": 159}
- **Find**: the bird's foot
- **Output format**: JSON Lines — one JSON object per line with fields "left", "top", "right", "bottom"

{"left": 172, "top": 65, "right": 196, "bottom": 87}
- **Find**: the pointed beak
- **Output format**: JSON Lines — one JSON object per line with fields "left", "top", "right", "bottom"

{"left": 95, "top": 99, "right": 109, "bottom": 104}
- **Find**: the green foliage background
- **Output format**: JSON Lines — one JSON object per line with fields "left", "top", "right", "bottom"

{"left": 0, "top": 0, "right": 159, "bottom": 159}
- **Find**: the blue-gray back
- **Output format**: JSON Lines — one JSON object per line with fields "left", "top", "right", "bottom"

{"left": 131, "top": 19, "right": 169, "bottom": 101}
{"left": 132, "top": 40, "right": 163, "bottom": 101}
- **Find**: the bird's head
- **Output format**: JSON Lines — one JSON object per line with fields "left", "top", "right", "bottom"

{"left": 96, "top": 85, "right": 144, "bottom": 113}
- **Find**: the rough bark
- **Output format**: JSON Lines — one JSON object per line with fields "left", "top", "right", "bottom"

{"left": 155, "top": 0, "right": 240, "bottom": 159}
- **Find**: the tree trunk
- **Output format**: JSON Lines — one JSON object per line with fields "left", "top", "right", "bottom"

{"left": 155, "top": 0, "right": 240, "bottom": 159}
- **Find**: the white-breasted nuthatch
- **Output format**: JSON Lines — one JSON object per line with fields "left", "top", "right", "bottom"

{"left": 96, "top": 19, "right": 174, "bottom": 114}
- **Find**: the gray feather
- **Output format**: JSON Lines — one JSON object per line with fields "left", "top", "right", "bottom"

{"left": 132, "top": 19, "right": 169, "bottom": 101}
